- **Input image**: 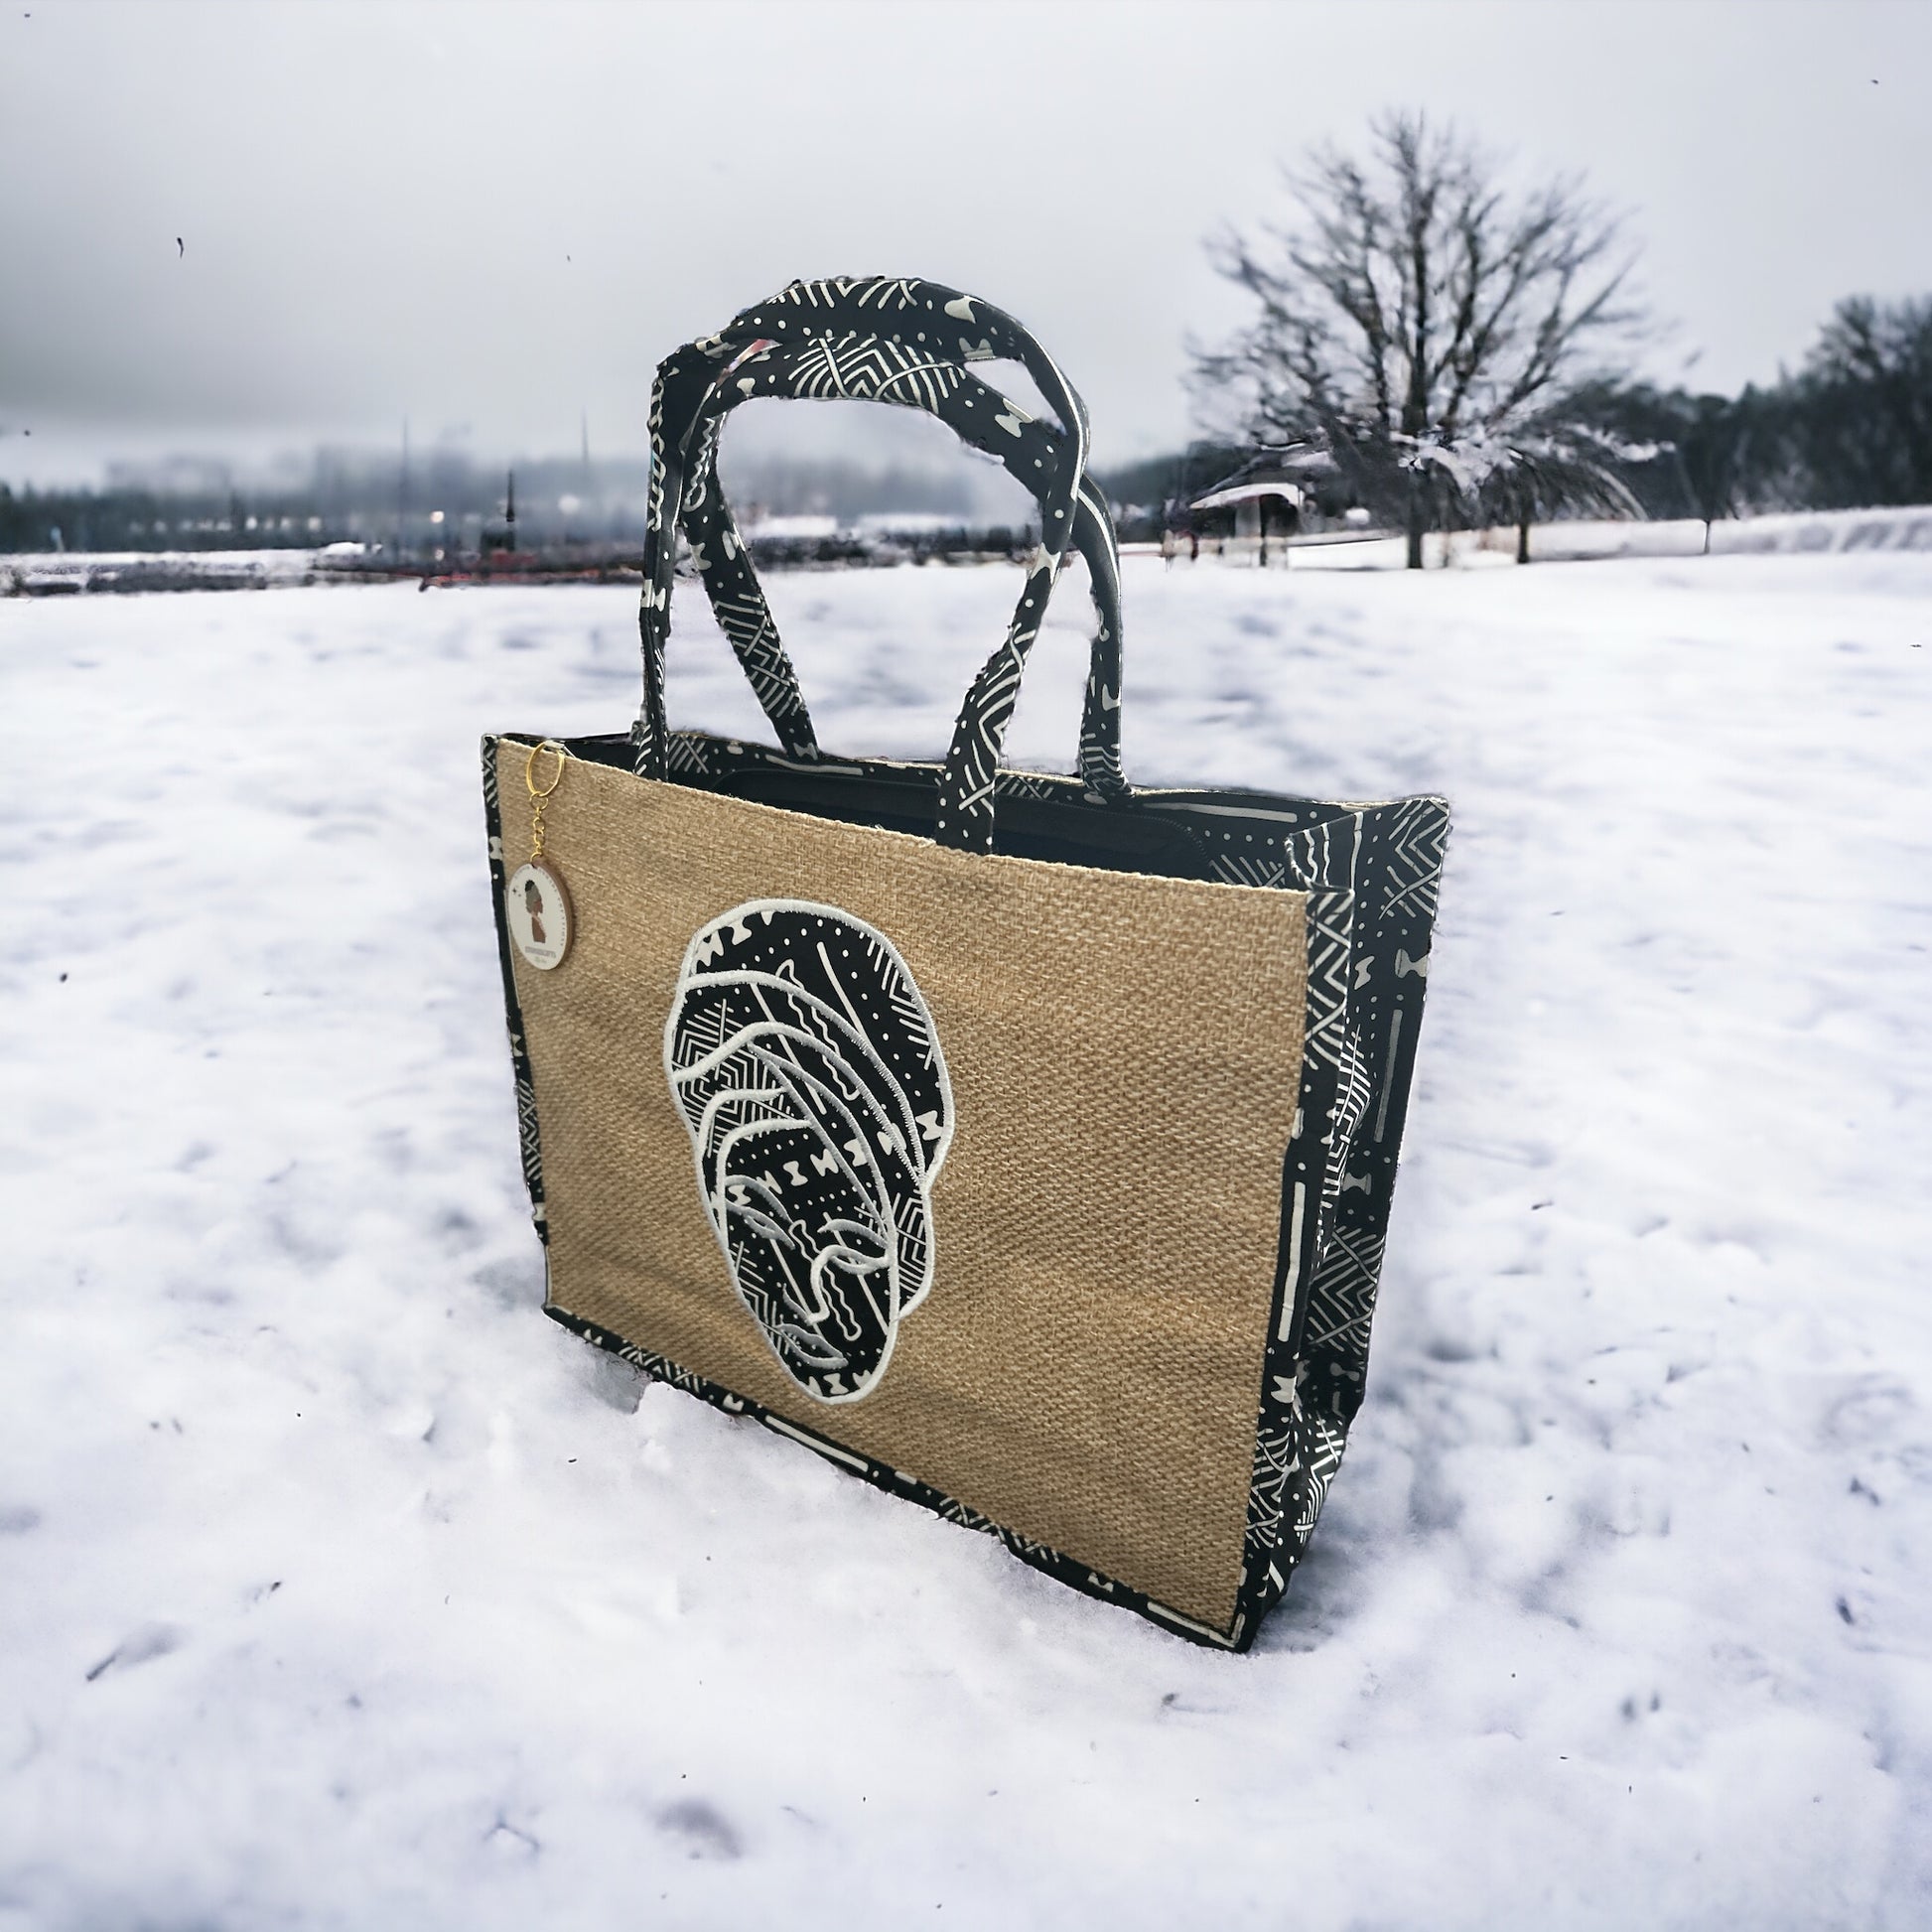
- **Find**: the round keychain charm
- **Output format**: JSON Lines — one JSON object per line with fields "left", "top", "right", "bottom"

{"left": 506, "top": 740, "right": 573, "bottom": 971}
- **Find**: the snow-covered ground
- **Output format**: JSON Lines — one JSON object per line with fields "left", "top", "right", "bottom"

{"left": 1163, "top": 500, "right": 1932, "bottom": 572}
{"left": 0, "top": 548, "right": 323, "bottom": 596}
{"left": 3, "top": 551, "right": 1928, "bottom": 1929}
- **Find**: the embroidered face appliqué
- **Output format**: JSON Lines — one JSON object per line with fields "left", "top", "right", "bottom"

{"left": 664, "top": 900, "right": 954, "bottom": 1404}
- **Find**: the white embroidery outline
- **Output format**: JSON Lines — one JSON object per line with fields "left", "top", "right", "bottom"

{"left": 664, "top": 898, "right": 954, "bottom": 1403}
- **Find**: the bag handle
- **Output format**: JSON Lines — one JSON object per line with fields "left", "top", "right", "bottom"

{"left": 634, "top": 278, "right": 1128, "bottom": 850}
{"left": 677, "top": 383, "right": 1128, "bottom": 802}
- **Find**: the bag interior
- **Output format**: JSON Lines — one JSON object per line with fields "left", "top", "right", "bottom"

{"left": 554, "top": 730, "right": 1356, "bottom": 883}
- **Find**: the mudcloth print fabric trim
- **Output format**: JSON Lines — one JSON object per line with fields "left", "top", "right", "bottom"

{"left": 664, "top": 900, "right": 954, "bottom": 1405}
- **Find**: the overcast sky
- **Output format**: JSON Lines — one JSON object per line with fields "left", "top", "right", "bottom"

{"left": 3, "top": 0, "right": 1930, "bottom": 486}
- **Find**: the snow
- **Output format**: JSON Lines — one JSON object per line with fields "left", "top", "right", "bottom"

{"left": 3, "top": 551, "right": 1929, "bottom": 1928}
{"left": 1, "top": 549, "right": 322, "bottom": 596}
{"left": 741, "top": 513, "right": 840, "bottom": 542}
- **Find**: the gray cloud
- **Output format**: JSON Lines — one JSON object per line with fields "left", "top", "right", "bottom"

{"left": 3, "top": 0, "right": 1930, "bottom": 483}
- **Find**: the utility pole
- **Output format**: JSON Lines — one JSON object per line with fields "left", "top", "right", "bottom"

{"left": 398, "top": 418, "right": 410, "bottom": 564}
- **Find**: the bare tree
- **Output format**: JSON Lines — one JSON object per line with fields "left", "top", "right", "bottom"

{"left": 1193, "top": 112, "right": 1650, "bottom": 567}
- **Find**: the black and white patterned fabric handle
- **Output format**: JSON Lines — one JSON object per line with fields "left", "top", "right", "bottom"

{"left": 633, "top": 277, "right": 1129, "bottom": 851}
{"left": 677, "top": 387, "right": 1128, "bottom": 801}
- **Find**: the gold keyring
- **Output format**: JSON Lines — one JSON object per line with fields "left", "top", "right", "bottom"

{"left": 524, "top": 740, "right": 567, "bottom": 799}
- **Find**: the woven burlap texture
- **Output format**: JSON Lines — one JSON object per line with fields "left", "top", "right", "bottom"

{"left": 495, "top": 743, "right": 1309, "bottom": 1632}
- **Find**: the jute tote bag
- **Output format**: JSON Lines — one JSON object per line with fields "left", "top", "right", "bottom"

{"left": 483, "top": 277, "right": 1449, "bottom": 1650}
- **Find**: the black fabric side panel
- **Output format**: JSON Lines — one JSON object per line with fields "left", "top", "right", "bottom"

{"left": 1303, "top": 795, "right": 1450, "bottom": 1422}
{"left": 1233, "top": 873, "right": 1356, "bottom": 1633}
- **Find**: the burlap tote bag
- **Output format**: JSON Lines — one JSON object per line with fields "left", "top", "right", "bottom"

{"left": 483, "top": 276, "right": 1449, "bottom": 1650}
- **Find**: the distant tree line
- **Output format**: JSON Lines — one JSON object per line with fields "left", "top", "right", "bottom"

{"left": 0, "top": 450, "right": 652, "bottom": 557}
{"left": 0, "top": 438, "right": 1014, "bottom": 557}
{"left": 1602, "top": 295, "right": 1932, "bottom": 529}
